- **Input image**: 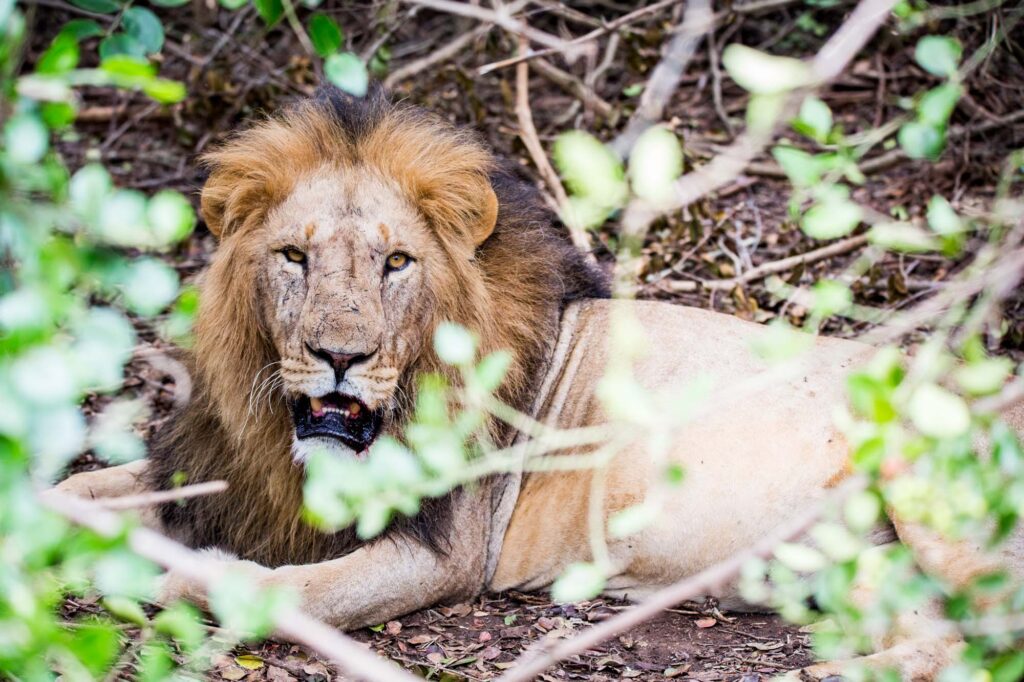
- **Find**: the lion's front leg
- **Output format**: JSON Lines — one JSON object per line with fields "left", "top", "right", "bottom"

{"left": 51, "top": 459, "right": 151, "bottom": 500}
{"left": 161, "top": 493, "right": 491, "bottom": 630}
{"left": 46, "top": 459, "right": 164, "bottom": 531}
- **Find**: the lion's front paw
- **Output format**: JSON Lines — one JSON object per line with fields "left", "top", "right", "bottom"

{"left": 156, "top": 548, "right": 271, "bottom": 610}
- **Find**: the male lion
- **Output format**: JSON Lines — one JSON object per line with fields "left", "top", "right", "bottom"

{"left": 55, "top": 86, "right": 1024, "bottom": 679}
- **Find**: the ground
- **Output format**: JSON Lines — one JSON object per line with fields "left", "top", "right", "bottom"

{"left": 30, "top": 1, "right": 1024, "bottom": 679}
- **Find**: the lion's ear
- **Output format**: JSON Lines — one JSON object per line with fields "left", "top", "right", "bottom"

{"left": 471, "top": 185, "right": 499, "bottom": 246}
{"left": 199, "top": 175, "right": 230, "bottom": 239}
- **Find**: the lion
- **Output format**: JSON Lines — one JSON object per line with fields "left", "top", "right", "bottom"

{"left": 54, "top": 85, "right": 1024, "bottom": 679}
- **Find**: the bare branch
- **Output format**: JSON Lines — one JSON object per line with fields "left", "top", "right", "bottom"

{"left": 609, "top": 0, "right": 714, "bottom": 158}
{"left": 515, "top": 43, "right": 593, "bottom": 257}
{"left": 93, "top": 480, "right": 229, "bottom": 510}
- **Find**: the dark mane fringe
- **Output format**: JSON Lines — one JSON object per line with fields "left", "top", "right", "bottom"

{"left": 148, "top": 84, "right": 608, "bottom": 567}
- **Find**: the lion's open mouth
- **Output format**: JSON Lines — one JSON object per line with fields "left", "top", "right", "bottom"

{"left": 291, "top": 393, "right": 382, "bottom": 453}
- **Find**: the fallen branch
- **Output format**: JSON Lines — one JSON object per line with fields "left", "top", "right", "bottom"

{"left": 40, "top": 490, "right": 420, "bottom": 682}
{"left": 661, "top": 233, "right": 869, "bottom": 292}
{"left": 93, "top": 480, "right": 228, "bottom": 510}
{"left": 498, "top": 476, "right": 867, "bottom": 682}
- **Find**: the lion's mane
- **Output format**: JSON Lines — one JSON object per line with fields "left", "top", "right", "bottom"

{"left": 147, "top": 86, "right": 608, "bottom": 567}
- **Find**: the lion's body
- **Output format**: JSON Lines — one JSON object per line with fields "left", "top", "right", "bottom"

{"left": 53, "top": 87, "right": 1024, "bottom": 680}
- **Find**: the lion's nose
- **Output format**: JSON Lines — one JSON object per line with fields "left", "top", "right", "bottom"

{"left": 306, "top": 343, "right": 374, "bottom": 382}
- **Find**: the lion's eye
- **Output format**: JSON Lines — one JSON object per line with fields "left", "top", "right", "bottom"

{"left": 385, "top": 252, "right": 412, "bottom": 272}
{"left": 282, "top": 247, "right": 306, "bottom": 265}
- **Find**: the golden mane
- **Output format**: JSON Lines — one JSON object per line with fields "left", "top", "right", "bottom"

{"left": 147, "top": 86, "right": 608, "bottom": 566}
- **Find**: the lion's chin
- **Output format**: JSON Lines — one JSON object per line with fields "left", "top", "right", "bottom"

{"left": 290, "top": 434, "right": 364, "bottom": 466}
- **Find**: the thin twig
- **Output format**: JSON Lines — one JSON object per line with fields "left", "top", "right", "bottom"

{"left": 531, "top": 58, "right": 615, "bottom": 119}
{"left": 478, "top": 0, "right": 686, "bottom": 75}
{"left": 514, "top": 39, "right": 592, "bottom": 256}
{"left": 93, "top": 480, "right": 229, "bottom": 510}
{"left": 497, "top": 477, "right": 867, "bottom": 682}
{"left": 400, "top": 0, "right": 576, "bottom": 54}
{"left": 40, "top": 490, "right": 420, "bottom": 682}
{"left": 384, "top": 25, "right": 491, "bottom": 87}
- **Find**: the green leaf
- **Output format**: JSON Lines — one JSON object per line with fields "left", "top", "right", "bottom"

{"left": 95, "top": 550, "right": 160, "bottom": 599}
{"left": 898, "top": 121, "right": 944, "bottom": 160}
{"left": 926, "top": 195, "right": 961, "bottom": 235}
{"left": 147, "top": 190, "right": 196, "bottom": 244}
{"left": 908, "top": 383, "right": 970, "bottom": 439}
{"left": 474, "top": 351, "right": 511, "bottom": 393}
{"left": 308, "top": 13, "right": 343, "bottom": 58}
{"left": 120, "top": 259, "right": 180, "bottom": 316}
{"left": 220, "top": 0, "right": 248, "bottom": 8}
{"left": 102, "top": 595, "right": 149, "bottom": 625}
{"left": 608, "top": 503, "right": 657, "bottom": 538}
{"left": 41, "top": 101, "right": 77, "bottom": 128}
{"left": 811, "top": 280, "right": 852, "bottom": 317}
{"left": 99, "top": 33, "right": 147, "bottom": 60}
{"left": 772, "top": 146, "right": 821, "bottom": 187}
{"left": 794, "top": 95, "right": 832, "bottom": 142}
{"left": 552, "top": 562, "right": 605, "bottom": 603}
{"left": 801, "top": 197, "right": 862, "bottom": 240}
{"left": 64, "top": 621, "right": 121, "bottom": 676}
{"left": 553, "top": 130, "right": 627, "bottom": 205}
{"left": 253, "top": 0, "right": 283, "bottom": 25}
{"left": 954, "top": 357, "right": 1011, "bottom": 396}
{"left": 324, "top": 52, "right": 368, "bottom": 97}
{"left": 150, "top": 0, "right": 190, "bottom": 6}
{"left": 434, "top": 322, "right": 475, "bottom": 365}
{"left": 914, "top": 35, "right": 962, "bottom": 78}
{"left": 69, "top": 0, "right": 121, "bottom": 13}
{"left": 123, "top": 7, "right": 164, "bottom": 54}
{"left": 844, "top": 491, "right": 880, "bottom": 531}
{"left": 142, "top": 78, "right": 186, "bottom": 103}
{"left": 154, "top": 602, "right": 206, "bottom": 650}
{"left": 101, "top": 54, "right": 156, "bottom": 77}
{"left": 774, "top": 543, "right": 827, "bottom": 573}
{"left": 38, "top": 32, "right": 80, "bottom": 74}
{"left": 868, "top": 221, "right": 940, "bottom": 252}
{"left": 722, "top": 44, "right": 811, "bottom": 95}
{"left": 137, "top": 643, "right": 175, "bottom": 682}
{"left": 918, "top": 83, "right": 961, "bottom": 126}
{"left": 4, "top": 114, "right": 49, "bottom": 164}
{"left": 61, "top": 18, "right": 105, "bottom": 40}
{"left": 628, "top": 125, "right": 683, "bottom": 207}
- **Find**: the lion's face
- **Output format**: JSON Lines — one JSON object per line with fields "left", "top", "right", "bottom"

{"left": 260, "top": 167, "right": 441, "bottom": 463}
